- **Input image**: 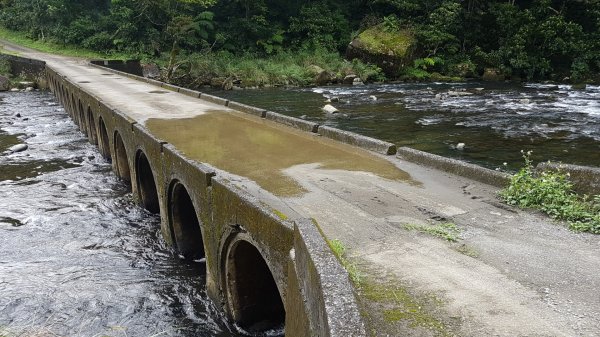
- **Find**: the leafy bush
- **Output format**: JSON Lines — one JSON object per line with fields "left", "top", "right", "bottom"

{"left": 500, "top": 152, "right": 600, "bottom": 234}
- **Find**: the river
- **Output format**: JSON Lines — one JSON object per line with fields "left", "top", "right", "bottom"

{"left": 213, "top": 82, "right": 600, "bottom": 170}
{"left": 0, "top": 91, "right": 241, "bottom": 336}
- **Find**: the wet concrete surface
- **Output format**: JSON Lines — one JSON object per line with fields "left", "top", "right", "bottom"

{"left": 147, "top": 111, "right": 414, "bottom": 196}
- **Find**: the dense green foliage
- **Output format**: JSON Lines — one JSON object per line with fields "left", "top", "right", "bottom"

{"left": 0, "top": 0, "right": 598, "bottom": 83}
{"left": 501, "top": 152, "right": 600, "bottom": 234}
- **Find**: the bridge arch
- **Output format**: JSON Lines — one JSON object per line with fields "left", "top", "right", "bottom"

{"left": 77, "top": 99, "right": 87, "bottom": 135}
{"left": 71, "top": 95, "right": 78, "bottom": 123}
{"left": 135, "top": 150, "right": 160, "bottom": 213}
{"left": 113, "top": 131, "right": 131, "bottom": 182}
{"left": 223, "top": 235, "right": 285, "bottom": 333}
{"left": 168, "top": 180, "right": 205, "bottom": 260}
{"left": 97, "top": 117, "right": 111, "bottom": 160}
{"left": 86, "top": 106, "right": 98, "bottom": 145}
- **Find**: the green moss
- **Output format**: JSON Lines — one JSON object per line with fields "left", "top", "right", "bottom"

{"left": 327, "top": 239, "right": 362, "bottom": 285}
{"left": 403, "top": 222, "right": 461, "bottom": 242}
{"left": 272, "top": 209, "right": 289, "bottom": 221}
{"left": 356, "top": 25, "right": 414, "bottom": 58}
{"left": 362, "top": 280, "right": 453, "bottom": 337}
{"left": 454, "top": 244, "right": 479, "bottom": 258}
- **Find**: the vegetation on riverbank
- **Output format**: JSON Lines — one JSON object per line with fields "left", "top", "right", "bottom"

{"left": 0, "top": 0, "right": 598, "bottom": 87}
{"left": 501, "top": 153, "right": 600, "bottom": 234}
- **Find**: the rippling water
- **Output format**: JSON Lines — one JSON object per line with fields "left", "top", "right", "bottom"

{"left": 0, "top": 91, "right": 239, "bottom": 336}
{"left": 214, "top": 82, "right": 600, "bottom": 170}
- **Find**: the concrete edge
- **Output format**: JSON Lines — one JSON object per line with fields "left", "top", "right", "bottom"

{"left": 397, "top": 147, "right": 511, "bottom": 187}
{"left": 290, "top": 218, "right": 367, "bottom": 337}
{"left": 318, "top": 125, "right": 397, "bottom": 155}
{"left": 265, "top": 111, "right": 319, "bottom": 133}
{"left": 536, "top": 162, "right": 600, "bottom": 196}
{"left": 227, "top": 101, "right": 267, "bottom": 118}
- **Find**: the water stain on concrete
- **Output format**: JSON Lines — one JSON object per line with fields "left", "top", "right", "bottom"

{"left": 146, "top": 110, "right": 415, "bottom": 196}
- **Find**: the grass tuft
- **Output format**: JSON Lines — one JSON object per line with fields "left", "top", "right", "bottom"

{"left": 327, "top": 239, "right": 361, "bottom": 285}
{"left": 403, "top": 222, "right": 461, "bottom": 242}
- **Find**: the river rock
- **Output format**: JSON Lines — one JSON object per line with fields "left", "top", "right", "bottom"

{"left": 18, "top": 81, "right": 35, "bottom": 89}
{"left": 10, "top": 88, "right": 19, "bottom": 92}
{"left": 25, "top": 86, "right": 34, "bottom": 92}
{"left": 456, "top": 143, "right": 465, "bottom": 151}
{"left": 482, "top": 68, "right": 504, "bottom": 82}
{"left": 369, "top": 95, "right": 378, "bottom": 101}
{"left": 572, "top": 83, "right": 587, "bottom": 90}
{"left": 346, "top": 24, "right": 415, "bottom": 77}
{"left": 222, "top": 77, "right": 234, "bottom": 91}
{"left": 309, "top": 65, "right": 332, "bottom": 86}
{"left": 322, "top": 104, "right": 338, "bottom": 114}
{"left": 0, "top": 76, "right": 9, "bottom": 91}
{"left": 343, "top": 74, "right": 357, "bottom": 85}
{"left": 9, "top": 144, "right": 28, "bottom": 153}
{"left": 353, "top": 78, "right": 364, "bottom": 86}
{"left": 448, "top": 90, "right": 473, "bottom": 97}
{"left": 142, "top": 63, "right": 160, "bottom": 78}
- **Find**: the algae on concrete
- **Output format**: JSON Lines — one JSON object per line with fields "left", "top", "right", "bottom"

{"left": 146, "top": 110, "right": 414, "bottom": 197}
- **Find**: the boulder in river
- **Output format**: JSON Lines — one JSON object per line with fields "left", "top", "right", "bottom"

{"left": 308, "top": 65, "right": 332, "bottom": 86}
{"left": 346, "top": 24, "right": 415, "bottom": 77}
{"left": 322, "top": 104, "right": 338, "bottom": 114}
{"left": 353, "top": 77, "right": 364, "bottom": 86}
{"left": 482, "top": 68, "right": 505, "bottom": 82}
{"left": 0, "top": 76, "right": 9, "bottom": 92}
{"left": 9, "top": 144, "right": 28, "bottom": 153}
{"left": 343, "top": 74, "right": 357, "bottom": 85}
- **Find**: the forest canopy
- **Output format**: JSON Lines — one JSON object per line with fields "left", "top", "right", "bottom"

{"left": 1, "top": 0, "right": 598, "bottom": 84}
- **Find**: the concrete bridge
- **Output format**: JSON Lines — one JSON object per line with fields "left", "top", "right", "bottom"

{"left": 3, "top": 42, "right": 600, "bottom": 337}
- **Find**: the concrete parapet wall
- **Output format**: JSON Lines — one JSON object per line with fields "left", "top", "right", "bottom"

{"left": 397, "top": 147, "right": 511, "bottom": 187}
{"left": 265, "top": 111, "right": 319, "bottom": 133}
{"left": 0, "top": 53, "right": 47, "bottom": 88}
{"left": 46, "top": 63, "right": 367, "bottom": 336}
{"left": 286, "top": 218, "right": 367, "bottom": 337}
{"left": 536, "top": 162, "right": 600, "bottom": 196}
{"left": 318, "top": 125, "right": 397, "bottom": 155}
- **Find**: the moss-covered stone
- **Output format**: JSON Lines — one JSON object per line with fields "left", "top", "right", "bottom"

{"left": 346, "top": 25, "right": 415, "bottom": 77}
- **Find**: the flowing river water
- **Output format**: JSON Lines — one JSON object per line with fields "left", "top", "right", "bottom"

{"left": 213, "top": 82, "right": 600, "bottom": 170}
{"left": 0, "top": 91, "right": 241, "bottom": 336}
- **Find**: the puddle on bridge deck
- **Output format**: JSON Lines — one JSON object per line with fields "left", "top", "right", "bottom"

{"left": 146, "top": 110, "right": 416, "bottom": 197}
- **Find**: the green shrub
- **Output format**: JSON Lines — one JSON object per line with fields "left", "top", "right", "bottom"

{"left": 500, "top": 152, "right": 600, "bottom": 234}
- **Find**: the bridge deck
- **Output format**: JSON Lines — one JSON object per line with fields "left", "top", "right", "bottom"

{"left": 7, "top": 43, "right": 599, "bottom": 336}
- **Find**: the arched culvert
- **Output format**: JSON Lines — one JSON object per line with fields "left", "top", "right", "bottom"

{"left": 168, "top": 181, "right": 205, "bottom": 260}
{"left": 98, "top": 117, "right": 111, "bottom": 160}
{"left": 135, "top": 150, "right": 159, "bottom": 214}
{"left": 78, "top": 100, "right": 87, "bottom": 134}
{"left": 225, "top": 239, "right": 285, "bottom": 333}
{"left": 86, "top": 106, "right": 98, "bottom": 145}
{"left": 114, "top": 131, "right": 131, "bottom": 182}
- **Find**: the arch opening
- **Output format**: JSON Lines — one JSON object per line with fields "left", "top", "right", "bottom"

{"left": 86, "top": 106, "right": 98, "bottom": 145}
{"left": 168, "top": 181, "right": 204, "bottom": 260}
{"left": 113, "top": 131, "right": 131, "bottom": 182}
{"left": 78, "top": 100, "right": 87, "bottom": 134}
{"left": 98, "top": 117, "right": 111, "bottom": 161}
{"left": 135, "top": 150, "right": 159, "bottom": 214}
{"left": 225, "top": 240, "right": 285, "bottom": 333}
